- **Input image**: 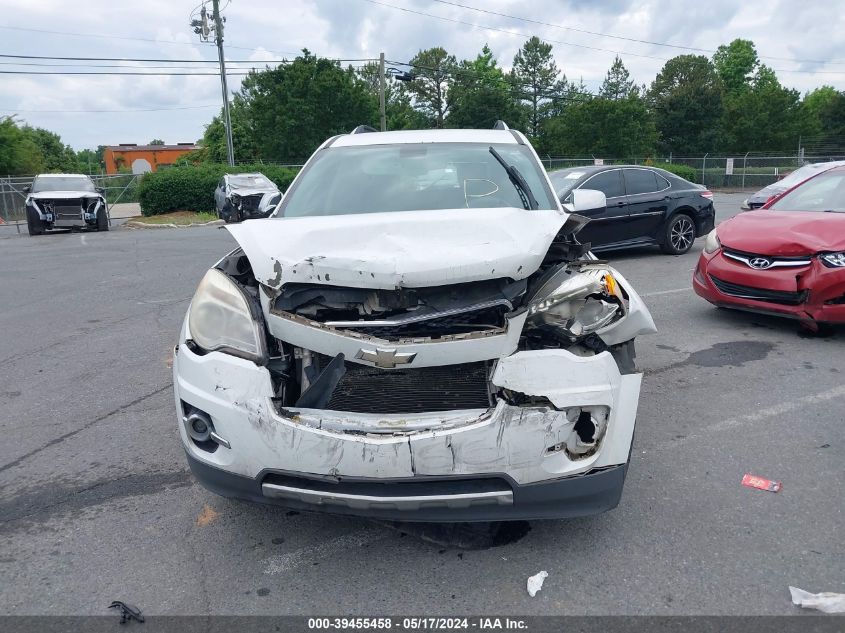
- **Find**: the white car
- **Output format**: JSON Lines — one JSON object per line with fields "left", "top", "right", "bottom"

{"left": 173, "top": 124, "right": 656, "bottom": 521}
{"left": 24, "top": 173, "right": 108, "bottom": 236}
{"left": 213, "top": 173, "right": 281, "bottom": 223}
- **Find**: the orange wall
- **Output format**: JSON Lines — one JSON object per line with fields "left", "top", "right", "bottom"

{"left": 104, "top": 147, "right": 196, "bottom": 174}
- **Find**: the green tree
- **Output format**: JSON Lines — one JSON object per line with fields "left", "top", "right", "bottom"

{"left": 800, "top": 86, "right": 841, "bottom": 142}
{"left": 719, "top": 65, "right": 801, "bottom": 152}
{"left": 599, "top": 56, "right": 637, "bottom": 100}
{"left": 512, "top": 37, "right": 560, "bottom": 138}
{"left": 76, "top": 145, "right": 106, "bottom": 173}
{"left": 403, "top": 47, "right": 457, "bottom": 128}
{"left": 543, "top": 95, "right": 657, "bottom": 158}
{"left": 149, "top": 138, "right": 165, "bottom": 145}
{"left": 357, "top": 62, "right": 428, "bottom": 130}
{"left": 21, "top": 126, "right": 78, "bottom": 172}
{"left": 648, "top": 55, "right": 723, "bottom": 154}
{"left": 713, "top": 39, "right": 759, "bottom": 94}
{"left": 202, "top": 51, "right": 378, "bottom": 162}
{"left": 447, "top": 45, "right": 524, "bottom": 129}
{"left": 0, "top": 116, "right": 44, "bottom": 175}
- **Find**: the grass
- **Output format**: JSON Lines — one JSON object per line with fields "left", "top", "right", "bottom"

{"left": 134, "top": 211, "right": 219, "bottom": 225}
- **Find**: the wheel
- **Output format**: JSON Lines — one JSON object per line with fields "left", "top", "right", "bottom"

{"left": 26, "top": 206, "right": 43, "bottom": 236}
{"left": 660, "top": 213, "right": 695, "bottom": 254}
{"left": 97, "top": 207, "right": 109, "bottom": 231}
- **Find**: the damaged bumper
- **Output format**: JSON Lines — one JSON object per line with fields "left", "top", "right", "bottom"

{"left": 174, "top": 319, "right": 642, "bottom": 521}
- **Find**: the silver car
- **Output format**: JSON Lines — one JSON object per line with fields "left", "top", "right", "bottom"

{"left": 24, "top": 174, "right": 108, "bottom": 236}
{"left": 213, "top": 173, "right": 281, "bottom": 223}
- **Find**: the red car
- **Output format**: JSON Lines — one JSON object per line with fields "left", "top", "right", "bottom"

{"left": 693, "top": 165, "right": 845, "bottom": 327}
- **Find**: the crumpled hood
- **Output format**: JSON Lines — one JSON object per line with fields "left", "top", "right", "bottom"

{"left": 720, "top": 210, "right": 845, "bottom": 255}
{"left": 226, "top": 207, "right": 566, "bottom": 290}
{"left": 29, "top": 190, "right": 101, "bottom": 200}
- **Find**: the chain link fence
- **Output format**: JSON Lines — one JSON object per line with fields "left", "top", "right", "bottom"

{"left": 0, "top": 173, "right": 140, "bottom": 230}
{"left": 541, "top": 153, "right": 845, "bottom": 190}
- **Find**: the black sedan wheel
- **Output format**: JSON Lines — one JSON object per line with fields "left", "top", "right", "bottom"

{"left": 661, "top": 214, "right": 695, "bottom": 255}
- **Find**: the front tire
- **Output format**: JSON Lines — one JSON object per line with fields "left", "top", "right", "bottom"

{"left": 660, "top": 213, "right": 695, "bottom": 255}
{"left": 97, "top": 206, "right": 109, "bottom": 231}
{"left": 26, "top": 207, "right": 44, "bottom": 236}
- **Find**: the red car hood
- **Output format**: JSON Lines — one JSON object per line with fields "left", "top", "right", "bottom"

{"left": 720, "top": 210, "right": 845, "bottom": 256}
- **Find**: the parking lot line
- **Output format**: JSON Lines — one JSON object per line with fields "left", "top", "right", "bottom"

{"left": 642, "top": 287, "right": 692, "bottom": 298}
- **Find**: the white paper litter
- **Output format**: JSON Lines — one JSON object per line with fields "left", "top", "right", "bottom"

{"left": 789, "top": 586, "right": 845, "bottom": 613}
{"left": 527, "top": 571, "right": 548, "bottom": 597}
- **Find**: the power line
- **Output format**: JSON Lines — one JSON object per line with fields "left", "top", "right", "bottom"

{"left": 0, "top": 24, "right": 302, "bottom": 58}
{"left": 363, "top": 0, "right": 845, "bottom": 76}
{"left": 0, "top": 70, "right": 256, "bottom": 76}
{"left": 0, "top": 104, "right": 220, "bottom": 113}
{"left": 429, "top": 0, "right": 845, "bottom": 66}
{"left": 0, "top": 53, "right": 378, "bottom": 64}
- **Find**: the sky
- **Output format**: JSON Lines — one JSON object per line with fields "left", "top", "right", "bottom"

{"left": 2, "top": 0, "right": 844, "bottom": 150}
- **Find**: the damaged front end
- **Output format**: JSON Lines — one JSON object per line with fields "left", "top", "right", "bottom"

{"left": 174, "top": 240, "right": 655, "bottom": 521}
{"left": 27, "top": 194, "right": 106, "bottom": 230}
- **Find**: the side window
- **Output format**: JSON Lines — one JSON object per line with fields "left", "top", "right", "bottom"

{"left": 655, "top": 173, "right": 671, "bottom": 190}
{"left": 582, "top": 170, "right": 624, "bottom": 198}
{"left": 624, "top": 169, "right": 659, "bottom": 195}
{"left": 218, "top": 179, "right": 225, "bottom": 189}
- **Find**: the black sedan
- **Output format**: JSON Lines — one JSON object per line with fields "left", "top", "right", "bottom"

{"left": 548, "top": 165, "right": 715, "bottom": 254}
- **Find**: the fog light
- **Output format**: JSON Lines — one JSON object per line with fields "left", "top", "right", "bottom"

{"left": 186, "top": 411, "right": 212, "bottom": 443}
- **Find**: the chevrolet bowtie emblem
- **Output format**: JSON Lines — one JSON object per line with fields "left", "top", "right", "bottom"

{"left": 355, "top": 347, "right": 416, "bottom": 369}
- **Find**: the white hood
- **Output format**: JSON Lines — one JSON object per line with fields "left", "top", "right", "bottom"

{"left": 226, "top": 207, "right": 566, "bottom": 290}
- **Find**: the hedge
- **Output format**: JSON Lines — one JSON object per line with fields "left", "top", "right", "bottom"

{"left": 652, "top": 162, "right": 699, "bottom": 184}
{"left": 138, "top": 163, "right": 300, "bottom": 216}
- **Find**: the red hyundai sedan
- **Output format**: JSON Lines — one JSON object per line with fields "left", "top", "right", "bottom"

{"left": 693, "top": 165, "right": 845, "bottom": 327}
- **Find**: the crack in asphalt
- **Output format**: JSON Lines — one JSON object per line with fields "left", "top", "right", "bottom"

{"left": 0, "top": 383, "right": 173, "bottom": 475}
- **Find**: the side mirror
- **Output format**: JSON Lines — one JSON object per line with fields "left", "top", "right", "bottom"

{"left": 96, "top": 187, "right": 106, "bottom": 195}
{"left": 23, "top": 185, "right": 31, "bottom": 194}
{"left": 571, "top": 189, "right": 606, "bottom": 215}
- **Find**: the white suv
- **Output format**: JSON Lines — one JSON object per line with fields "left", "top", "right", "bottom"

{"left": 173, "top": 124, "right": 655, "bottom": 521}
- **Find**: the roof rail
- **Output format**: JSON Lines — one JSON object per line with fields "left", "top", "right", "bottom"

{"left": 493, "top": 120, "right": 509, "bottom": 130}
{"left": 351, "top": 125, "right": 379, "bottom": 134}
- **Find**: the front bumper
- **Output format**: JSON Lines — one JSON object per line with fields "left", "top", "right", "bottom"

{"left": 174, "top": 316, "right": 643, "bottom": 521}
{"left": 693, "top": 249, "right": 845, "bottom": 324}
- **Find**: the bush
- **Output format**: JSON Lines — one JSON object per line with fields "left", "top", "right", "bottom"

{"left": 652, "top": 162, "right": 699, "bottom": 183}
{"left": 138, "top": 163, "right": 300, "bottom": 216}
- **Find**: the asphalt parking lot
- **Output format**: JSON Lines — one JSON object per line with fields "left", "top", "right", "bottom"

{"left": 1, "top": 192, "right": 842, "bottom": 615}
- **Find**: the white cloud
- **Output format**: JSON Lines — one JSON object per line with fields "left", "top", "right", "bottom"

{"left": 0, "top": 0, "right": 843, "bottom": 149}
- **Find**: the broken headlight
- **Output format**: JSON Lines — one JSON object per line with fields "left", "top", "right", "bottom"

{"left": 526, "top": 266, "right": 624, "bottom": 340}
{"left": 188, "top": 269, "right": 266, "bottom": 362}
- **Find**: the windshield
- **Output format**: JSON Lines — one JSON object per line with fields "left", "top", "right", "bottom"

{"left": 768, "top": 170, "right": 845, "bottom": 213}
{"left": 32, "top": 176, "right": 96, "bottom": 193}
{"left": 548, "top": 169, "right": 589, "bottom": 197}
{"left": 277, "top": 142, "right": 557, "bottom": 217}
{"left": 228, "top": 174, "right": 275, "bottom": 189}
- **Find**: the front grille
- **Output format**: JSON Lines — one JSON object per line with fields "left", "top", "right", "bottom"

{"left": 325, "top": 361, "right": 492, "bottom": 414}
{"left": 239, "top": 195, "right": 262, "bottom": 212}
{"left": 55, "top": 204, "right": 82, "bottom": 219}
{"left": 336, "top": 305, "right": 509, "bottom": 340}
{"left": 710, "top": 275, "right": 807, "bottom": 305}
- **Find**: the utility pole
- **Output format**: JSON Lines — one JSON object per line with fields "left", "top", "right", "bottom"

{"left": 192, "top": 2, "right": 234, "bottom": 165}
{"left": 378, "top": 52, "right": 387, "bottom": 132}
{"left": 212, "top": 0, "right": 235, "bottom": 166}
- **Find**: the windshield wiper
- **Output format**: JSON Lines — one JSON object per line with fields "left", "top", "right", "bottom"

{"left": 488, "top": 146, "right": 539, "bottom": 210}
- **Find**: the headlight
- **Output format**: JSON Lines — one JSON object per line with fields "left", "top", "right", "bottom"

{"left": 703, "top": 229, "right": 720, "bottom": 253}
{"left": 526, "top": 266, "right": 624, "bottom": 340}
{"left": 188, "top": 269, "right": 266, "bottom": 362}
{"left": 821, "top": 252, "right": 845, "bottom": 268}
